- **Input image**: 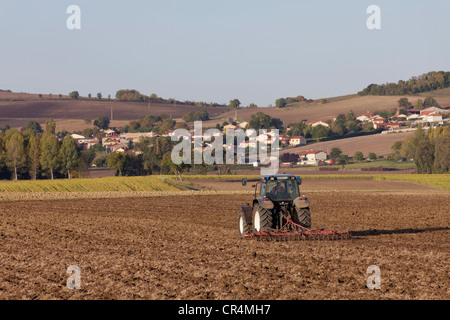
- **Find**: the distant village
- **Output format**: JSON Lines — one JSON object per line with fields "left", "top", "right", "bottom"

{"left": 68, "top": 106, "right": 449, "bottom": 168}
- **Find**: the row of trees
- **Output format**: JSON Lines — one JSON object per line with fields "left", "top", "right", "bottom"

{"left": 183, "top": 110, "right": 210, "bottom": 122}
{"left": 359, "top": 71, "right": 450, "bottom": 96}
{"left": 114, "top": 89, "right": 227, "bottom": 107}
{"left": 118, "top": 115, "right": 178, "bottom": 134}
{"left": 0, "top": 120, "right": 81, "bottom": 180}
{"left": 393, "top": 124, "right": 450, "bottom": 173}
{"left": 69, "top": 91, "right": 110, "bottom": 100}
{"left": 398, "top": 97, "right": 441, "bottom": 110}
{"left": 275, "top": 95, "right": 312, "bottom": 108}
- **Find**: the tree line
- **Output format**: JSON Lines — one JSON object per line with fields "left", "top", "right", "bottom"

{"left": 391, "top": 124, "right": 450, "bottom": 173}
{"left": 275, "top": 95, "right": 313, "bottom": 108}
{"left": 358, "top": 71, "right": 450, "bottom": 96}
{"left": 114, "top": 89, "right": 227, "bottom": 107}
{"left": 0, "top": 120, "right": 82, "bottom": 180}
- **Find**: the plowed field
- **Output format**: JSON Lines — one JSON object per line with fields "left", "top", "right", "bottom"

{"left": 0, "top": 190, "right": 448, "bottom": 300}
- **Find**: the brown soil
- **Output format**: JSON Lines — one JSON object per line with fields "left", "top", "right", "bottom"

{"left": 0, "top": 192, "right": 448, "bottom": 300}
{"left": 0, "top": 99, "right": 228, "bottom": 123}
{"left": 192, "top": 178, "right": 438, "bottom": 192}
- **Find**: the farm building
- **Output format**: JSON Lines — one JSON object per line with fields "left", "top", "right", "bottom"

{"left": 298, "top": 150, "right": 327, "bottom": 166}
{"left": 289, "top": 136, "right": 307, "bottom": 147}
{"left": 305, "top": 121, "right": 330, "bottom": 128}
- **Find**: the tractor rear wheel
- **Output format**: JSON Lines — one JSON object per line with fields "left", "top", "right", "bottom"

{"left": 238, "top": 210, "right": 252, "bottom": 237}
{"left": 252, "top": 205, "right": 273, "bottom": 233}
{"left": 292, "top": 208, "right": 311, "bottom": 229}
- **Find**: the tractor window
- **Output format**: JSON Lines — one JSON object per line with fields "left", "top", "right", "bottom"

{"left": 265, "top": 179, "right": 300, "bottom": 201}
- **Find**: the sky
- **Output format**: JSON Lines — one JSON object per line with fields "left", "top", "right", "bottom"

{"left": 1, "top": 0, "right": 449, "bottom": 107}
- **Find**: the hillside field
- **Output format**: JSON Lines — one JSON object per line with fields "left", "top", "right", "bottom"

{"left": 204, "top": 95, "right": 450, "bottom": 126}
{"left": 282, "top": 131, "right": 415, "bottom": 157}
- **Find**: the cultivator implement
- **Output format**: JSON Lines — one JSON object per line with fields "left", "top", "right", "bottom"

{"left": 243, "top": 218, "right": 351, "bottom": 241}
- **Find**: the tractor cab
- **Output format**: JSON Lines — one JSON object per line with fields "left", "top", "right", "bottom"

{"left": 260, "top": 175, "right": 301, "bottom": 202}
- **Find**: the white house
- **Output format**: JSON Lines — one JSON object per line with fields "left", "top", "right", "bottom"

{"left": 357, "top": 112, "right": 374, "bottom": 122}
{"left": 298, "top": 150, "right": 327, "bottom": 165}
{"left": 305, "top": 121, "right": 329, "bottom": 128}
{"left": 71, "top": 134, "right": 85, "bottom": 140}
{"left": 238, "top": 122, "right": 249, "bottom": 129}
{"left": 289, "top": 136, "right": 307, "bottom": 146}
{"left": 424, "top": 113, "right": 443, "bottom": 123}
{"left": 419, "top": 110, "right": 443, "bottom": 122}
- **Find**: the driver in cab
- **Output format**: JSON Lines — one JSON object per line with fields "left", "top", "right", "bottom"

{"left": 270, "top": 181, "right": 285, "bottom": 196}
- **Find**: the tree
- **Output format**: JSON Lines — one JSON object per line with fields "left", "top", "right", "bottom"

{"left": 423, "top": 97, "right": 440, "bottom": 108}
{"left": 40, "top": 133, "right": 60, "bottom": 179}
{"left": 107, "top": 152, "right": 126, "bottom": 176}
{"left": 362, "top": 120, "right": 375, "bottom": 132}
{"left": 402, "top": 124, "right": 435, "bottom": 173}
{"left": 183, "top": 110, "right": 210, "bottom": 122}
{"left": 345, "top": 110, "right": 359, "bottom": 132}
{"left": 161, "top": 152, "right": 186, "bottom": 180}
{"left": 368, "top": 152, "right": 377, "bottom": 161}
{"left": 22, "top": 121, "right": 43, "bottom": 134}
{"left": 281, "top": 153, "right": 299, "bottom": 164}
{"left": 311, "top": 125, "right": 330, "bottom": 141}
{"left": 398, "top": 97, "right": 412, "bottom": 109}
{"left": 229, "top": 99, "right": 241, "bottom": 109}
{"left": 45, "top": 118, "right": 57, "bottom": 135}
{"left": 249, "top": 112, "right": 283, "bottom": 131}
{"left": 59, "top": 135, "right": 79, "bottom": 179}
{"left": 337, "top": 155, "right": 349, "bottom": 168}
{"left": 94, "top": 116, "right": 110, "bottom": 130}
{"left": 330, "top": 148, "right": 342, "bottom": 160}
{"left": 28, "top": 134, "right": 40, "bottom": 180}
{"left": 97, "top": 92, "right": 102, "bottom": 100}
{"left": 414, "top": 99, "right": 424, "bottom": 110}
{"left": 354, "top": 151, "right": 364, "bottom": 161}
{"left": 69, "top": 91, "right": 80, "bottom": 99}
{"left": 331, "top": 120, "right": 345, "bottom": 136}
{"left": 434, "top": 134, "right": 450, "bottom": 173}
{"left": 275, "top": 98, "right": 287, "bottom": 108}
{"left": 88, "top": 93, "right": 92, "bottom": 98}
{"left": 6, "top": 132, "right": 26, "bottom": 180}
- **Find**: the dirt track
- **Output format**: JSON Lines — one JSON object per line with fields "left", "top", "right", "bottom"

{"left": 0, "top": 191, "right": 448, "bottom": 300}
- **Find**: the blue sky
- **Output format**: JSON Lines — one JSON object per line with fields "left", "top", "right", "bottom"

{"left": 1, "top": 0, "right": 449, "bottom": 106}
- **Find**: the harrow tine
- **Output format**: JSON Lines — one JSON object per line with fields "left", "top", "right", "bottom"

{"left": 245, "top": 219, "right": 350, "bottom": 241}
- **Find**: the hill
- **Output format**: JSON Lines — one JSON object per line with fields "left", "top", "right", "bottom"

{"left": 281, "top": 131, "right": 415, "bottom": 157}
{"left": 0, "top": 91, "right": 229, "bottom": 131}
{"left": 204, "top": 94, "right": 450, "bottom": 127}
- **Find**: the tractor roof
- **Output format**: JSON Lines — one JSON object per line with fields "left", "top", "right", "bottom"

{"left": 260, "top": 174, "right": 302, "bottom": 184}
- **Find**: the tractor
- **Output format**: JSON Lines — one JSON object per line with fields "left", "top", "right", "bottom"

{"left": 238, "top": 175, "right": 311, "bottom": 237}
{"left": 238, "top": 174, "right": 350, "bottom": 240}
